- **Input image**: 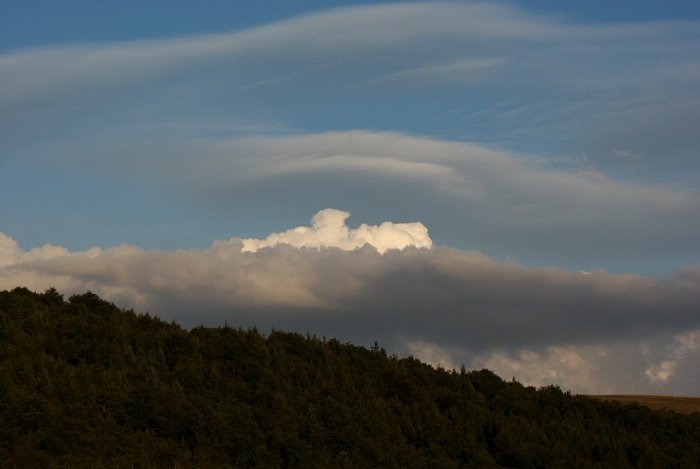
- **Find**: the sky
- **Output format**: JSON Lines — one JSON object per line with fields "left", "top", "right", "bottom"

{"left": 2, "top": 1, "right": 700, "bottom": 394}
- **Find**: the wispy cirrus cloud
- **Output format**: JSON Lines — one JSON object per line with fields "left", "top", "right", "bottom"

{"left": 364, "top": 56, "right": 506, "bottom": 84}
{"left": 2, "top": 2, "right": 697, "bottom": 153}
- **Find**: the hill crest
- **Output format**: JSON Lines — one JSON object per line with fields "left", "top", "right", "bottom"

{"left": 1, "top": 287, "right": 699, "bottom": 467}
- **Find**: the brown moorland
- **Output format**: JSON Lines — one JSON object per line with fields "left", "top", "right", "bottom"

{"left": 590, "top": 395, "right": 700, "bottom": 415}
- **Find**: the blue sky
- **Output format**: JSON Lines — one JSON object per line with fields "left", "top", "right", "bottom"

{"left": 3, "top": 0, "right": 699, "bottom": 272}
{"left": 3, "top": 0, "right": 700, "bottom": 52}
{"left": 2, "top": 1, "right": 700, "bottom": 393}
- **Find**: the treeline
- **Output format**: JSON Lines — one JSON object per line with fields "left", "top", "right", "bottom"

{"left": 1, "top": 287, "right": 699, "bottom": 467}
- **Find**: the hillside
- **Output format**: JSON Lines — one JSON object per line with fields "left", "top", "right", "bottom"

{"left": 1, "top": 287, "right": 699, "bottom": 467}
{"left": 591, "top": 395, "right": 700, "bottom": 416}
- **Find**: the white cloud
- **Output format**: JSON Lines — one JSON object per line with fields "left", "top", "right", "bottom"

{"left": 2, "top": 212, "right": 700, "bottom": 393}
{"left": 2, "top": 3, "right": 699, "bottom": 272}
{"left": 3, "top": 2, "right": 697, "bottom": 148}
{"left": 645, "top": 330, "right": 700, "bottom": 384}
{"left": 365, "top": 56, "right": 506, "bottom": 84}
{"left": 405, "top": 339, "right": 697, "bottom": 394}
{"left": 0, "top": 232, "right": 85, "bottom": 268}
{"left": 125, "top": 130, "right": 699, "bottom": 267}
{"left": 0, "top": 233, "right": 20, "bottom": 267}
{"left": 0, "top": 3, "right": 561, "bottom": 110}
{"left": 2, "top": 2, "right": 700, "bottom": 393}
{"left": 241, "top": 208, "right": 432, "bottom": 254}
{"left": 468, "top": 345, "right": 620, "bottom": 394}
{"left": 403, "top": 340, "right": 460, "bottom": 371}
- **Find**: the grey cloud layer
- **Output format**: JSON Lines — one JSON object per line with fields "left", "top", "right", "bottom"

{"left": 2, "top": 3, "right": 700, "bottom": 393}
{"left": 2, "top": 226, "right": 700, "bottom": 393}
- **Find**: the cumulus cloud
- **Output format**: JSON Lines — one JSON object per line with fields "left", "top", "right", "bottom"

{"left": 0, "top": 233, "right": 20, "bottom": 267}
{"left": 2, "top": 213, "right": 700, "bottom": 393}
{"left": 241, "top": 208, "right": 432, "bottom": 254}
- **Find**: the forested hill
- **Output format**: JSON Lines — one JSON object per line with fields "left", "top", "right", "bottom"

{"left": 1, "top": 288, "right": 699, "bottom": 467}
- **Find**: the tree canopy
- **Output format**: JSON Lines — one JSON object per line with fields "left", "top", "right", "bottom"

{"left": 1, "top": 287, "right": 699, "bottom": 467}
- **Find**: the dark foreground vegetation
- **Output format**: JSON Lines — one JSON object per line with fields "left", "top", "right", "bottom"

{"left": 1, "top": 288, "right": 699, "bottom": 467}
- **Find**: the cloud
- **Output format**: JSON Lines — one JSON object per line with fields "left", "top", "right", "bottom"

{"left": 2, "top": 212, "right": 700, "bottom": 393}
{"left": 467, "top": 345, "right": 613, "bottom": 393}
{"left": 403, "top": 340, "right": 460, "bottom": 371}
{"left": 365, "top": 56, "right": 506, "bottom": 84}
{"left": 19, "top": 129, "right": 697, "bottom": 272}
{"left": 645, "top": 330, "right": 700, "bottom": 384}
{"left": 241, "top": 208, "right": 432, "bottom": 254}
{"left": 2, "top": 2, "right": 699, "bottom": 272}
{"left": 405, "top": 334, "right": 700, "bottom": 395}
{"left": 2, "top": 3, "right": 700, "bottom": 393}
{"left": 0, "top": 3, "right": 559, "bottom": 118}
{"left": 2, "top": 1, "right": 698, "bottom": 156}
{"left": 0, "top": 233, "right": 20, "bottom": 267}
{"left": 94, "top": 130, "right": 698, "bottom": 270}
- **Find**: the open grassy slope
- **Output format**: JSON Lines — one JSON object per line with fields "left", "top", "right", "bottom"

{"left": 591, "top": 395, "right": 700, "bottom": 415}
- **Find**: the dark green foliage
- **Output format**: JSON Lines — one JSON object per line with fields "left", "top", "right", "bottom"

{"left": 1, "top": 288, "right": 699, "bottom": 467}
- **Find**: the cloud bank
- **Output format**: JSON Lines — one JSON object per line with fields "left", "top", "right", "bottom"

{"left": 2, "top": 211, "right": 700, "bottom": 394}
{"left": 241, "top": 208, "right": 432, "bottom": 254}
{"left": 2, "top": 3, "right": 699, "bottom": 393}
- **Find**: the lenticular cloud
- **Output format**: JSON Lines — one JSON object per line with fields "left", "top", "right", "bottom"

{"left": 240, "top": 208, "right": 432, "bottom": 254}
